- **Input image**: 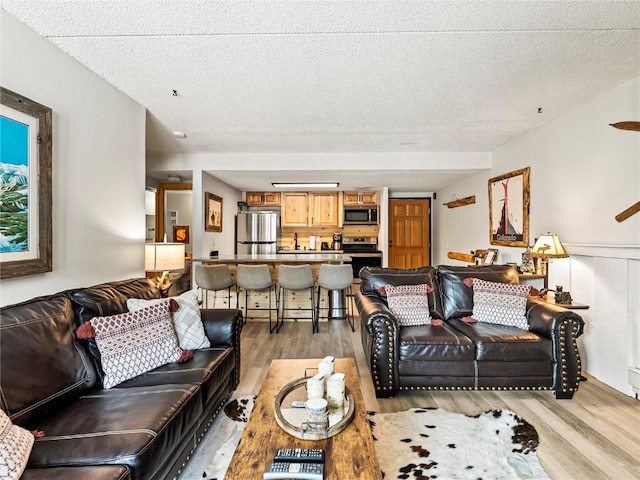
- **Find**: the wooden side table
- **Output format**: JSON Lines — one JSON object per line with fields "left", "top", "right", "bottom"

{"left": 540, "top": 294, "right": 589, "bottom": 310}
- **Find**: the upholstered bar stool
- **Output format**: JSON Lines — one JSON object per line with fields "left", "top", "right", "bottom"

{"left": 236, "top": 264, "right": 279, "bottom": 332}
{"left": 277, "top": 264, "right": 317, "bottom": 333}
{"left": 194, "top": 264, "right": 235, "bottom": 308}
{"left": 315, "top": 264, "right": 355, "bottom": 332}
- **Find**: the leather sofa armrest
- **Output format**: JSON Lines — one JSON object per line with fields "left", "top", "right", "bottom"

{"left": 526, "top": 297, "right": 585, "bottom": 398}
{"left": 526, "top": 297, "right": 584, "bottom": 339}
{"left": 201, "top": 308, "right": 244, "bottom": 388}
{"left": 355, "top": 292, "right": 400, "bottom": 397}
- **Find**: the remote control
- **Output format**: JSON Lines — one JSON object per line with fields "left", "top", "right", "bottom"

{"left": 291, "top": 400, "right": 306, "bottom": 409}
{"left": 274, "top": 447, "right": 325, "bottom": 463}
{"left": 263, "top": 462, "right": 324, "bottom": 480}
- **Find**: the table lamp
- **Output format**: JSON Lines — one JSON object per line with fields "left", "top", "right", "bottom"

{"left": 530, "top": 233, "right": 569, "bottom": 277}
{"left": 145, "top": 242, "right": 185, "bottom": 295}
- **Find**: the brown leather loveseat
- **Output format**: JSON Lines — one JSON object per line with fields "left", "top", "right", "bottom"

{"left": 356, "top": 265, "right": 584, "bottom": 399}
{"left": 0, "top": 278, "right": 243, "bottom": 480}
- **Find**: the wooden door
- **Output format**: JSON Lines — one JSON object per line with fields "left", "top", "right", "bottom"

{"left": 388, "top": 199, "right": 431, "bottom": 269}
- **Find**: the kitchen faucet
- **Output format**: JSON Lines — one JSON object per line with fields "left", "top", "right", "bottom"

{"left": 294, "top": 232, "right": 299, "bottom": 250}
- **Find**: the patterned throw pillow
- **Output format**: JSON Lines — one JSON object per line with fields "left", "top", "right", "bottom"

{"left": 385, "top": 284, "right": 432, "bottom": 326}
{"left": 470, "top": 278, "right": 531, "bottom": 329}
{"left": 127, "top": 290, "right": 210, "bottom": 350}
{"left": 76, "top": 299, "right": 190, "bottom": 388}
{"left": 0, "top": 409, "right": 34, "bottom": 480}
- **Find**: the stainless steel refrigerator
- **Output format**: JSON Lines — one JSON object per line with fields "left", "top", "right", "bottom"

{"left": 236, "top": 211, "right": 280, "bottom": 254}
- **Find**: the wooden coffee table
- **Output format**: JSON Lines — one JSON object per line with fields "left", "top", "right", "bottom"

{"left": 225, "top": 357, "right": 382, "bottom": 479}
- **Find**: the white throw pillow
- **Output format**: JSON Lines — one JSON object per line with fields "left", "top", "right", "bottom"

{"left": 127, "top": 290, "right": 210, "bottom": 350}
{"left": 471, "top": 278, "right": 531, "bottom": 329}
{"left": 384, "top": 284, "right": 432, "bottom": 326}
{"left": 0, "top": 409, "right": 34, "bottom": 480}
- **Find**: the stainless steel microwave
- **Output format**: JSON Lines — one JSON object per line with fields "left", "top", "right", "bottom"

{"left": 343, "top": 205, "right": 379, "bottom": 225}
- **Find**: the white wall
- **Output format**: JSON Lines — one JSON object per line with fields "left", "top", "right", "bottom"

{"left": 0, "top": 11, "right": 147, "bottom": 306}
{"left": 434, "top": 76, "right": 640, "bottom": 395}
{"left": 192, "top": 171, "right": 242, "bottom": 259}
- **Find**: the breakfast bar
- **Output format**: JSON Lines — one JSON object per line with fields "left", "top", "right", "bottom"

{"left": 191, "top": 253, "right": 353, "bottom": 316}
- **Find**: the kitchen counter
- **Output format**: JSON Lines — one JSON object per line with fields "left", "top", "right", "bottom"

{"left": 192, "top": 253, "right": 350, "bottom": 263}
{"left": 277, "top": 249, "right": 343, "bottom": 255}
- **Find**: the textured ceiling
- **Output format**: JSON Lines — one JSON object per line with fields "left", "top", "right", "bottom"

{"left": 3, "top": 1, "right": 639, "bottom": 192}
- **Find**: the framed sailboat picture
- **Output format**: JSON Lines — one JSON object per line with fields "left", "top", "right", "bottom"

{"left": 488, "top": 167, "right": 530, "bottom": 247}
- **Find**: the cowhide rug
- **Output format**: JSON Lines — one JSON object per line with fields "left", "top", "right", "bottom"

{"left": 191, "top": 398, "right": 547, "bottom": 480}
{"left": 368, "top": 408, "right": 548, "bottom": 480}
{"left": 201, "top": 395, "right": 256, "bottom": 480}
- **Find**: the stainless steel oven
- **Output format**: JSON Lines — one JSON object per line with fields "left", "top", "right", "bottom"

{"left": 342, "top": 236, "right": 383, "bottom": 278}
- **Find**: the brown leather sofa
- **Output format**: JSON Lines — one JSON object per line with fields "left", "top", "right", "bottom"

{"left": 356, "top": 265, "right": 585, "bottom": 399}
{"left": 0, "top": 278, "right": 243, "bottom": 480}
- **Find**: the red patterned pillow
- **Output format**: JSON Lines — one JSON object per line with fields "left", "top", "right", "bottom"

{"left": 76, "top": 299, "right": 191, "bottom": 388}
{"left": 470, "top": 278, "right": 531, "bottom": 329}
{"left": 385, "top": 284, "right": 433, "bottom": 326}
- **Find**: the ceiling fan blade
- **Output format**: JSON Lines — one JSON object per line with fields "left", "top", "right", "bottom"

{"left": 610, "top": 121, "right": 640, "bottom": 132}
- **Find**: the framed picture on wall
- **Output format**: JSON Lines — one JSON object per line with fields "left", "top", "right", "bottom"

{"left": 173, "top": 225, "right": 189, "bottom": 243}
{"left": 205, "top": 192, "right": 223, "bottom": 233}
{"left": 0, "top": 87, "right": 53, "bottom": 279}
{"left": 488, "top": 167, "right": 530, "bottom": 247}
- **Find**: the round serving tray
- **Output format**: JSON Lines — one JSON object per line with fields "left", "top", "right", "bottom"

{"left": 274, "top": 376, "right": 355, "bottom": 440}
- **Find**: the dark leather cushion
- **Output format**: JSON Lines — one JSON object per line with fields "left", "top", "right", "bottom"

{"left": 68, "top": 278, "right": 161, "bottom": 382}
{"left": 27, "top": 384, "right": 202, "bottom": 480}
{"left": 359, "top": 266, "right": 444, "bottom": 319}
{"left": 21, "top": 465, "right": 130, "bottom": 480}
{"left": 116, "top": 347, "right": 234, "bottom": 407}
{"left": 448, "top": 318, "right": 552, "bottom": 362}
{"left": 398, "top": 323, "right": 475, "bottom": 362}
{"left": 0, "top": 295, "right": 97, "bottom": 426}
{"left": 437, "top": 265, "right": 519, "bottom": 320}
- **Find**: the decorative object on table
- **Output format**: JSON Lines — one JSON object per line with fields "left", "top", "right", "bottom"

{"left": 172, "top": 225, "right": 189, "bottom": 243}
{"left": 554, "top": 285, "right": 573, "bottom": 305}
{"left": 0, "top": 87, "right": 52, "bottom": 279}
{"left": 305, "top": 397, "right": 329, "bottom": 430}
{"left": 520, "top": 245, "right": 536, "bottom": 273}
{"left": 531, "top": 233, "right": 569, "bottom": 276}
{"left": 274, "top": 376, "right": 355, "bottom": 440}
{"left": 480, "top": 248, "right": 498, "bottom": 265}
{"left": 145, "top": 242, "right": 186, "bottom": 296}
{"left": 368, "top": 407, "right": 547, "bottom": 480}
{"left": 326, "top": 373, "right": 346, "bottom": 408}
{"left": 205, "top": 192, "right": 223, "bottom": 232}
{"left": 443, "top": 195, "right": 476, "bottom": 208}
{"left": 306, "top": 373, "right": 325, "bottom": 400}
{"left": 488, "top": 167, "right": 530, "bottom": 247}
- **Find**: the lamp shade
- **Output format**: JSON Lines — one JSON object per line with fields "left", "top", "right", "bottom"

{"left": 145, "top": 243, "right": 185, "bottom": 272}
{"left": 531, "top": 234, "right": 569, "bottom": 258}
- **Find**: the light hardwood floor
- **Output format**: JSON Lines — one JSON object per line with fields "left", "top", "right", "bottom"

{"left": 236, "top": 318, "right": 640, "bottom": 480}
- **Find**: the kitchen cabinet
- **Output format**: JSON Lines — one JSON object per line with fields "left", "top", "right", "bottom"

{"left": 281, "top": 192, "right": 309, "bottom": 226}
{"left": 343, "top": 191, "right": 379, "bottom": 205}
{"left": 310, "top": 193, "right": 339, "bottom": 226}
{"left": 245, "top": 192, "right": 281, "bottom": 206}
{"left": 281, "top": 192, "right": 339, "bottom": 227}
